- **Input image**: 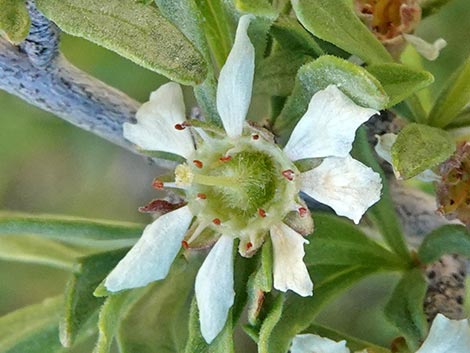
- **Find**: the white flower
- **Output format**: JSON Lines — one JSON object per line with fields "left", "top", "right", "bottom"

{"left": 290, "top": 314, "right": 470, "bottom": 353}
{"left": 104, "top": 14, "right": 382, "bottom": 344}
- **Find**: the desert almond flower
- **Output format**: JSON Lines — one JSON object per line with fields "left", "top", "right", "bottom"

{"left": 104, "top": 15, "right": 382, "bottom": 343}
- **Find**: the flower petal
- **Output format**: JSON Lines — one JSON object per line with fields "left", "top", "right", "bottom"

{"left": 283, "top": 85, "right": 378, "bottom": 161}
{"left": 291, "top": 334, "right": 350, "bottom": 353}
{"left": 403, "top": 34, "right": 447, "bottom": 61}
{"left": 123, "top": 82, "right": 195, "bottom": 159}
{"left": 300, "top": 156, "right": 382, "bottom": 224}
{"left": 216, "top": 14, "right": 255, "bottom": 138}
{"left": 270, "top": 223, "right": 313, "bottom": 297}
{"left": 195, "top": 235, "right": 235, "bottom": 343}
{"left": 416, "top": 314, "right": 470, "bottom": 353}
{"left": 105, "top": 206, "right": 193, "bottom": 292}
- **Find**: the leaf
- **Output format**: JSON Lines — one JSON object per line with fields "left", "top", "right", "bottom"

{"left": 273, "top": 55, "right": 388, "bottom": 143}
{"left": 35, "top": 0, "right": 207, "bottom": 85}
{"left": 418, "top": 225, "right": 470, "bottom": 263}
{"left": 291, "top": 0, "right": 392, "bottom": 64}
{"left": 0, "top": 0, "right": 31, "bottom": 44}
{"left": 384, "top": 269, "right": 428, "bottom": 351}
{"left": 420, "top": 0, "right": 455, "bottom": 18}
{"left": 391, "top": 123, "right": 456, "bottom": 179}
{"left": 254, "top": 50, "right": 311, "bottom": 96}
{"left": 305, "top": 214, "right": 405, "bottom": 271}
{"left": 155, "top": 0, "right": 221, "bottom": 125}
{"left": 0, "top": 297, "right": 63, "bottom": 353}
{"left": 271, "top": 15, "right": 324, "bottom": 57}
{"left": 367, "top": 64, "right": 434, "bottom": 107}
{"left": 0, "top": 235, "right": 85, "bottom": 270}
{"left": 428, "top": 58, "right": 470, "bottom": 128}
{"left": 352, "top": 128, "right": 412, "bottom": 263}
{"left": 117, "top": 254, "right": 203, "bottom": 353}
{"left": 61, "top": 248, "right": 129, "bottom": 347}
{"left": 0, "top": 212, "right": 142, "bottom": 246}
{"left": 235, "top": 0, "right": 277, "bottom": 18}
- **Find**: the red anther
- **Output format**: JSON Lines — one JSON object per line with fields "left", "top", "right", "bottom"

{"left": 298, "top": 207, "right": 308, "bottom": 217}
{"left": 181, "top": 240, "right": 189, "bottom": 249}
{"left": 212, "top": 218, "right": 221, "bottom": 225}
{"left": 197, "top": 193, "right": 207, "bottom": 200}
{"left": 282, "top": 169, "right": 295, "bottom": 181}
{"left": 219, "top": 155, "right": 232, "bottom": 162}
{"left": 193, "top": 160, "right": 203, "bottom": 168}
{"left": 246, "top": 242, "right": 253, "bottom": 250}
{"left": 252, "top": 134, "right": 260, "bottom": 140}
{"left": 258, "top": 208, "right": 266, "bottom": 218}
{"left": 152, "top": 179, "right": 164, "bottom": 190}
{"left": 174, "top": 123, "right": 185, "bottom": 130}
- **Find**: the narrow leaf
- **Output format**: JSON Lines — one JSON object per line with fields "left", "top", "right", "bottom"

{"left": 418, "top": 225, "right": 470, "bottom": 263}
{"left": 391, "top": 123, "right": 456, "bottom": 179}
{"left": 367, "top": 64, "right": 434, "bottom": 107}
{"left": 35, "top": 0, "right": 207, "bottom": 85}
{"left": 384, "top": 269, "right": 428, "bottom": 351}
{"left": 428, "top": 58, "right": 470, "bottom": 128}
{"left": 0, "top": 0, "right": 31, "bottom": 44}
{"left": 235, "top": 0, "right": 277, "bottom": 18}
{"left": 291, "top": 0, "right": 392, "bottom": 64}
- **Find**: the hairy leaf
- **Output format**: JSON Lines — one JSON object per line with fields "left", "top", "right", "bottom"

{"left": 35, "top": 0, "right": 207, "bottom": 84}
{"left": 0, "top": 0, "right": 31, "bottom": 44}
{"left": 418, "top": 225, "right": 470, "bottom": 263}
{"left": 391, "top": 123, "right": 456, "bottom": 179}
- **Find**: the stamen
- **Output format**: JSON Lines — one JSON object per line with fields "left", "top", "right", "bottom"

{"left": 193, "top": 160, "right": 203, "bottom": 168}
{"left": 197, "top": 193, "right": 207, "bottom": 200}
{"left": 174, "top": 123, "right": 186, "bottom": 130}
{"left": 298, "top": 207, "right": 308, "bottom": 217}
{"left": 246, "top": 242, "right": 253, "bottom": 250}
{"left": 252, "top": 134, "right": 260, "bottom": 140}
{"left": 181, "top": 240, "right": 189, "bottom": 249}
{"left": 282, "top": 169, "right": 295, "bottom": 181}
{"left": 212, "top": 218, "right": 221, "bottom": 225}
{"left": 258, "top": 208, "right": 266, "bottom": 218}
{"left": 219, "top": 155, "right": 232, "bottom": 162}
{"left": 152, "top": 179, "right": 164, "bottom": 190}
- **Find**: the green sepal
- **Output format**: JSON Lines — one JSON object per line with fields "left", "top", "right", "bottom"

{"left": 391, "top": 123, "right": 456, "bottom": 179}
{"left": 0, "top": 0, "right": 31, "bottom": 44}
{"left": 428, "top": 58, "right": 470, "bottom": 128}
{"left": 35, "top": 0, "right": 207, "bottom": 85}
{"left": 418, "top": 225, "right": 470, "bottom": 264}
{"left": 291, "top": 0, "right": 392, "bottom": 64}
{"left": 384, "top": 269, "right": 428, "bottom": 351}
{"left": 367, "top": 64, "right": 434, "bottom": 108}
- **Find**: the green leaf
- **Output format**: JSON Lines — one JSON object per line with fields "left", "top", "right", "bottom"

{"left": 35, "top": 0, "right": 207, "bottom": 85}
{"left": 0, "top": 0, "right": 31, "bottom": 44}
{"left": 0, "top": 297, "right": 63, "bottom": 353}
{"left": 0, "top": 212, "right": 142, "bottom": 246}
{"left": 273, "top": 55, "right": 388, "bottom": 143}
{"left": 259, "top": 267, "right": 377, "bottom": 353}
{"left": 271, "top": 15, "right": 324, "bottom": 57}
{"left": 446, "top": 106, "right": 470, "bottom": 129}
{"left": 305, "top": 214, "right": 405, "bottom": 270}
{"left": 420, "top": 0, "right": 455, "bottom": 18}
{"left": 291, "top": 0, "right": 392, "bottom": 64}
{"left": 93, "top": 289, "right": 147, "bottom": 353}
{"left": 235, "top": 0, "right": 277, "bottom": 18}
{"left": 352, "top": 128, "right": 412, "bottom": 263}
{"left": 61, "top": 248, "right": 129, "bottom": 347}
{"left": 0, "top": 235, "right": 85, "bottom": 270}
{"left": 418, "top": 225, "right": 470, "bottom": 263}
{"left": 367, "top": 64, "right": 434, "bottom": 108}
{"left": 155, "top": 0, "right": 221, "bottom": 125}
{"left": 391, "top": 123, "right": 456, "bottom": 179}
{"left": 428, "top": 58, "right": 470, "bottom": 128}
{"left": 254, "top": 50, "right": 310, "bottom": 96}
{"left": 118, "top": 254, "right": 203, "bottom": 353}
{"left": 384, "top": 269, "right": 428, "bottom": 351}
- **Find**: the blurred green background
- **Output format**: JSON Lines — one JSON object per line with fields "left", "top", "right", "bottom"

{"left": 1, "top": 0, "right": 470, "bottom": 349}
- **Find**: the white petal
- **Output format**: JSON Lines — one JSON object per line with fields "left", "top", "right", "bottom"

{"left": 403, "top": 34, "right": 447, "bottom": 61}
{"left": 416, "top": 314, "right": 470, "bottom": 353}
{"left": 195, "top": 235, "right": 235, "bottom": 343}
{"left": 123, "top": 82, "right": 195, "bottom": 159}
{"left": 300, "top": 156, "right": 382, "bottom": 224}
{"left": 216, "top": 14, "right": 255, "bottom": 138}
{"left": 284, "top": 85, "right": 378, "bottom": 161}
{"left": 375, "top": 133, "right": 440, "bottom": 182}
{"left": 105, "top": 206, "right": 193, "bottom": 292}
{"left": 291, "top": 334, "right": 350, "bottom": 353}
{"left": 270, "top": 223, "right": 313, "bottom": 297}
